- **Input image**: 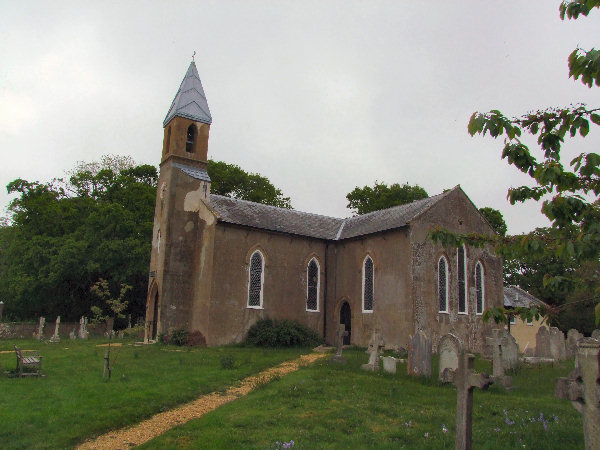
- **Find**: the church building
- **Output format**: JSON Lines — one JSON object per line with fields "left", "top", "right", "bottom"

{"left": 144, "top": 61, "right": 503, "bottom": 352}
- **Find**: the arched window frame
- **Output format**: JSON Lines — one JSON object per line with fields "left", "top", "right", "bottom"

{"left": 186, "top": 124, "right": 196, "bottom": 153}
{"left": 306, "top": 258, "right": 320, "bottom": 312}
{"left": 247, "top": 250, "right": 264, "bottom": 309}
{"left": 438, "top": 255, "right": 449, "bottom": 313}
{"left": 362, "top": 255, "right": 374, "bottom": 313}
{"left": 457, "top": 244, "right": 468, "bottom": 314}
{"left": 475, "top": 261, "right": 485, "bottom": 315}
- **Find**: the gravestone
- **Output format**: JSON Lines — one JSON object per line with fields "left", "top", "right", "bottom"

{"left": 485, "top": 329, "right": 513, "bottom": 388}
{"left": 407, "top": 330, "right": 432, "bottom": 378}
{"left": 454, "top": 352, "right": 493, "bottom": 450}
{"left": 49, "top": 316, "right": 61, "bottom": 343}
{"left": 591, "top": 329, "right": 600, "bottom": 340}
{"left": 104, "top": 317, "right": 115, "bottom": 338}
{"left": 361, "top": 328, "right": 384, "bottom": 372}
{"left": 36, "top": 317, "right": 45, "bottom": 340}
{"left": 0, "top": 301, "right": 4, "bottom": 321}
{"left": 549, "top": 327, "right": 567, "bottom": 361}
{"left": 127, "top": 314, "right": 132, "bottom": 329}
{"left": 566, "top": 329, "right": 583, "bottom": 358}
{"left": 535, "top": 326, "right": 551, "bottom": 358}
{"left": 69, "top": 330, "right": 76, "bottom": 340}
{"left": 331, "top": 324, "right": 348, "bottom": 364}
{"left": 78, "top": 316, "right": 89, "bottom": 339}
{"left": 555, "top": 338, "right": 600, "bottom": 450}
{"left": 438, "top": 333, "right": 462, "bottom": 382}
{"left": 499, "top": 329, "right": 519, "bottom": 370}
{"left": 382, "top": 356, "right": 398, "bottom": 374}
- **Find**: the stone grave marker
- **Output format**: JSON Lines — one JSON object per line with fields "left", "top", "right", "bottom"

{"left": 331, "top": 324, "right": 348, "bottom": 364}
{"left": 485, "top": 329, "right": 513, "bottom": 388}
{"left": 591, "top": 329, "right": 600, "bottom": 340}
{"left": 407, "top": 330, "right": 432, "bottom": 378}
{"left": 69, "top": 330, "right": 76, "bottom": 340}
{"left": 535, "top": 325, "right": 551, "bottom": 358}
{"left": 555, "top": 338, "right": 600, "bottom": 450}
{"left": 382, "top": 356, "right": 398, "bottom": 374}
{"left": 36, "top": 317, "right": 45, "bottom": 340}
{"left": 361, "top": 328, "right": 384, "bottom": 372}
{"left": 454, "top": 351, "right": 493, "bottom": 450}
{"left": 438, "top": 333, "right": 462, "bottom": 382}
{"left": 566, "top": 329, "right": 583, "bottom": 358}
{"left": 78, "top": 316, "right": 89, "bottom": 339}
{"left": 49, "top": 316, "right": 61, "bottom": 343}
{"left": 105, "top": 317, "right": 115, "bottom": 338}
{"left": 549, "top": 327, "right": 567, "bottom": 361}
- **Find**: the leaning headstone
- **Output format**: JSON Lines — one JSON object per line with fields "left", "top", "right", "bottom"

{"left": 36, "top": 317, "right": 45, "bottom": 340}
{"left": 485, "top": 329, "right": 513, "bottom": 388}
{"left": 438, "top": 333, "right": 462, "bottom": 382}
{"left": 382, "top": 356, "right": 398, "bottom": 374}
{"left": 566, "top": 329, "right": 584, "bottom": 358}
{"left": 407, "top": 330, "right": 432, "bottom": 377}
{"left": 555, "top": 338, "right": 600, "bottom": 450}
{"left": 49, "top": 316, "right": 61, "bottom": 343}
{"left": 361, "top": 328, "right": 384, "bottom": 372}
{"left": 454, "top": 351, "right": 493, "bottom": 450}
{"left": 535, "top": 325, "right": 551, "bottom": 358}
{"left": 331, "top": 324, "right": 348, "bottom": 364}
{"left": 591, "top": 329, "right": 600, "bottom": 340}
{"left": 549, "top": 327, "right": 567, "bottom": 361}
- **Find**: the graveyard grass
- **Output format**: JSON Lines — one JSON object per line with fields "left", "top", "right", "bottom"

{"left": 1, "top": 341, "right": 583, "bottom": 449}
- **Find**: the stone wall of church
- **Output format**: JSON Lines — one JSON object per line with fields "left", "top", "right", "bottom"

{"left": 206, "top": 224, "right": 327, "bottom": 346}
{"left": 409, "top": 188, "right": 503, "bottom": 353}
{"left": 329, "top": 228, "right": 414, "bottom": 350}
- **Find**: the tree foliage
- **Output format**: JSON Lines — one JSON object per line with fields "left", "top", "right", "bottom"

{"left": 346, "top": 181, "right": 428, "bottom": 215}
{"left": 478, "top": 207, "right": 507, "bottom": 236}
{"left": 207, "top": 160, "right": 292, "bottom": 209}
{"left": 434, "top": 1, "right": 600, "bottom": 326}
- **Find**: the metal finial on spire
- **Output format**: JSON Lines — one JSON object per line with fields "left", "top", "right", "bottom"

{"left": 192, "top": 51, "right": 196, "bottom": 62}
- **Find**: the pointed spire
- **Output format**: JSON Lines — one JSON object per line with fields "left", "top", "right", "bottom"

{"left": 163, "top": 61, "right": 212, "bottom": 127}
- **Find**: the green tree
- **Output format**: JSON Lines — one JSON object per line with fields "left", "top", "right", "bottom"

{"left": 478, "top": 207, "right": 507, "bottom": 236}
{"left": 207, "top": 160, "right": 292, "bottom": 208}
{"left": 346, "top": 181, "right": 428, "bottom": 215}
{"left": 434, "top": 0, "right": 600, "bottom": 325}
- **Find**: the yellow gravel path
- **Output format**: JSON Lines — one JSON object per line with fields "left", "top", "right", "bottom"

{"left": 77, "top": 352, "right": 327, "bottom": 450}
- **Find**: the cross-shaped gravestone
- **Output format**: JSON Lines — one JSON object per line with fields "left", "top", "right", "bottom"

{"left": 49, "top": 316, "right": 60, "bottom": 343}
{"left": 36, "top": 316, "right": 45, "bottom": 340}
{"left": 454, "top": 352, "right": 493, "bottom": 450}
{"left": 331, "top": 324, "right": 348, "bottom": 364}
{"left": 361, "top": 328, "right": 384, "bottom": 372}
{"left": 555, "top": 338, "right": 600, "bottom": 450}
{"left": 485, "top": 329, "right": 512, "bottom": 388}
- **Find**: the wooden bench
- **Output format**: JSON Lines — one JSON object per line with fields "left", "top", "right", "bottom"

{"left": 14, "top": 346, "right": 43, "bottom": 377}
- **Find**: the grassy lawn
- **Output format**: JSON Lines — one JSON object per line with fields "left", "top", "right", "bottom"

{"left": 140, "top": 348, "right": 583, "bottom": 450}
{"left": 0, "top": 338, "right": 306, "bottom": 449}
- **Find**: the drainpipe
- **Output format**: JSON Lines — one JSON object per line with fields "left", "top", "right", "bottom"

{"left": 323, "top": 242, "right": 328, "bottom": 343}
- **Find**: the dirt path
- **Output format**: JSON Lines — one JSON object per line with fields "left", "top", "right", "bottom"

{"left": 77, "top": 352, "right": 327, "bottom": 450}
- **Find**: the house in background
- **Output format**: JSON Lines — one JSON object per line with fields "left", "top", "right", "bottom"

{"left": 504, "top": 285, "right": 549, "bottom": 354}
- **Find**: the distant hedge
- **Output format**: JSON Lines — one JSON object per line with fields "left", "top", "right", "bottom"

{"left": 244, "top": 318, "right": 322, "bottom": 347}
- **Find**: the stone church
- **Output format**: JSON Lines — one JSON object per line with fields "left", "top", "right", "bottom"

{"left": 144, "top": 62, "right": 503, "bottom": 352}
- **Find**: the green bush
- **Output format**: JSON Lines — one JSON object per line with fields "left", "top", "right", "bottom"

{"left": 170, "top": 328, "right": 189, "bottom": 346}
{"left": 245, "top": 318, "right": 322, "bottom": 347}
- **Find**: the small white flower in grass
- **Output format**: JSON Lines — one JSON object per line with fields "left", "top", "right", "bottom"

{"left": 424, "top": 432, "right": 429, "bottom": 438}
{"left": 442, "top": 424, "right": 448, "bottom": 433}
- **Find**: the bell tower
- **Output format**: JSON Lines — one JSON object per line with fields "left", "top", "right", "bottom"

{"left": 161, "top": 61, "right": 212, "bottom": 169}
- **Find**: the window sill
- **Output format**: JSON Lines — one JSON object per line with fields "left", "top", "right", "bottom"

{"left": 247, "top": 305, "right": 264, "bottom": 310}
{"left": 438, "top": 311, "right": 449, "bottom": 314}
{"left": 458, "top": 312, "right": 468, "bottom": 315}
{"left": 306, "top": 309, "right": 320, "bottom": 313}
{"left": 362, "top": 310, "right": 374, "bottom": 314}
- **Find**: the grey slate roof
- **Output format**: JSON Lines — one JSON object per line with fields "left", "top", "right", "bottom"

{"left": 164, "top": 62, "right": 212, "bottom": 127}
{"left": 208, "top": 189, "right": 451, "bottom": 241}
{"left": 504, "top": 285, "right": 548, "bottom": 308}
{"left": 173, "top": 163, "right": 211, "bottom": 182}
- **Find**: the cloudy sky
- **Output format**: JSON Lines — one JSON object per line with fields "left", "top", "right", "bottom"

{"left": 1, "top": 1, "right": 598, "bottom": 234}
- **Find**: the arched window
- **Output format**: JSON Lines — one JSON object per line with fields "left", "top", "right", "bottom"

{"left": 186, "top": 124, "right": 196, "bottom": 153}
{"left": 475, "top": 261, "right": 484, "bottom": 315}
{"left": 306, "top": 258, "right": 319, "bottom": 311}
{"left": 457, "top": 244, "right": 467, "bottom": 314}
{"left": 362, "top": 255, "right": 374, "bottom": 312}
{"left": 438, "top": 256, "right": 449, "bottom": 313}
{"left": 247, "top": 250, "right": 264, "bottom": 308}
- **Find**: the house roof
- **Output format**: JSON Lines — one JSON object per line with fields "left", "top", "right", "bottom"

{"left": 503, "top": 285, "right": 548, "bottom": 308}
{"left": 206, "top": 188, "right": 452, "bottom": 241}
{"left": 164, "top": 61, "right": 212, "bottom": 127}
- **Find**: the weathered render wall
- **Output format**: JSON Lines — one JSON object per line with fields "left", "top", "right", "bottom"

{"left": 510, "top": 318, "right": 543, "bottom": 353}
{"left": 206, "top": 224, "right": 327, "bottom": 346}
{"left": 329, "top": 229, "right": 413, "bottom": 350}
{"left": 409, "top": 188, "right": 503, "bottom": 353}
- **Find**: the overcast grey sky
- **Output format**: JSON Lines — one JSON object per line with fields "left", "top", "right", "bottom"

{"left": 1, "top": 1, "right": 598, "bottom": 234}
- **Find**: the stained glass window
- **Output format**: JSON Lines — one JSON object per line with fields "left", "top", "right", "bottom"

{"left": 248, "top": 251, "right": 264, "bottom": 307}
{"left": 438, "top": 257, "right": 448, "bottom": 312}
{"left": 306, "top": 259, "right": 319, "bottom": 311}
{"left": 458, "top": 245, "right": 467, "bottom": 313}
{"left": 475, "top": 262, "right": 484, "bottom": 315}
{"left": 363, "top": 256, "right": 374, "bottom": 312}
